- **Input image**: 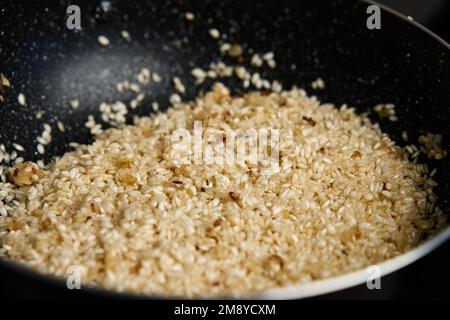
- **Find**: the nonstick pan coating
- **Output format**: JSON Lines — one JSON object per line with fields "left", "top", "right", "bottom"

{"left": 0, "top": 0, "right": 449, "bottom": 298}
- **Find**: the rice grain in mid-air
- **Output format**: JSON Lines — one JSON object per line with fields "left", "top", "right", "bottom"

{"left": 97, "top": 35, "right": 110, "bottom": 46}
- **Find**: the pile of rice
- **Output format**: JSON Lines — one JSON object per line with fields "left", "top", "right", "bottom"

{"left": 0, "top": 83, "right": 446, "bottom": 297}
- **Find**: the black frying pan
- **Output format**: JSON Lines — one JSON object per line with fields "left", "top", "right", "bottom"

{"left": 0, "top": 0, "right": 449, "bottom": 299}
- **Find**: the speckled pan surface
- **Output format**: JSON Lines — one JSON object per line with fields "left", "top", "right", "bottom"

{"left": 0, "top": 0, "right": 449, "bottom": 298}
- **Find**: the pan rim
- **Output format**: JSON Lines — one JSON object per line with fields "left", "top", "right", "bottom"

{"left": 365, "top": 0, "right": 450, "bottom": 49}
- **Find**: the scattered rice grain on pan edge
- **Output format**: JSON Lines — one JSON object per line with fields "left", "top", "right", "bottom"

{"left": 0, "top": 83, "right": 446, "bottom": 297}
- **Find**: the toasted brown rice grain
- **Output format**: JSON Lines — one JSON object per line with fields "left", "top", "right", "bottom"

{"left": 0, "top": 83, "right": 446, "bottom": 297}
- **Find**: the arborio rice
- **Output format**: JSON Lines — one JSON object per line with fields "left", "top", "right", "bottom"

{"left": 0, "top": 83, "right": 446, "bottom": 297}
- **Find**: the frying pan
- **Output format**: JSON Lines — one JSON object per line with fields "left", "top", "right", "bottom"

{"left": 0, "top": 0, "right": 449, "bottom": 299}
